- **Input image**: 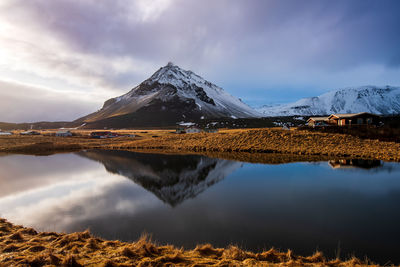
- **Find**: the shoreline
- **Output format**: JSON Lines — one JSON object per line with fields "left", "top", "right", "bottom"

{"left": 0, "top": 128, "right": 399, "bottom": 162}
{"left": 0, "top": 218, "right": 374, "bottom": 266}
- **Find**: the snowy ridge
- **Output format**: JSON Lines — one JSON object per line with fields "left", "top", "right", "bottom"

{"left": 129, "top": 62, "right": 260, "bottom": 117}
{"left": 80, "top": 63, "right": 260, "bottom": 123}
{"left": 257, "top": 86, "right": 400, "bottom": 116}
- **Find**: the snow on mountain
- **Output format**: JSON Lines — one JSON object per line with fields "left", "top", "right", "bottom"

{"left": 79, "top": 62, "right": 260, "bottom": 125}
{"left": 257, "top": 86, "right": 400, "bottom": 116}
{"left": 143, "top": 62, "right": 259, "bottom": 117}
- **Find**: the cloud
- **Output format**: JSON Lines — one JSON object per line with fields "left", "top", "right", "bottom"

{"left": 0, "top": 80, "right": 100, "bottom": 122}
{"left": 1, "top": 0, "right": 400, "bottom": 120}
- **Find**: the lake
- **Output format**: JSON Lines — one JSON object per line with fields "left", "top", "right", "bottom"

{"left": 0, "top": 150, "right": 399, "bottom": 264}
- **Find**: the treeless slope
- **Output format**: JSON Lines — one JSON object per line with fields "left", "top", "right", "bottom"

{"left": 0, "top": 218, "right": 375, "bottom": 266}
{"left": 127, "top": 129, "right": 400, "bottom": 160}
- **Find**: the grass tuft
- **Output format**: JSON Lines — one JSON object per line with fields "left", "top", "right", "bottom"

{"left": 2, "top": 244, "right": 19, "bottom": 253}
{"left": 121, "top": 246, "right": 137, "bottom": 258}
{"left": 62, "top": 255, "right": 83, "bottom": 267}
{"left": 194, "top": 243, "right": 223, "bottom": 257}
{"left": 9, "top": 232, "right": 24, "bottom": 240}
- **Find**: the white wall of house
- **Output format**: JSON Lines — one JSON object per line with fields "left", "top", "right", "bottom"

{"left": 186, "top": 128, "right": 201, "bottom": 133}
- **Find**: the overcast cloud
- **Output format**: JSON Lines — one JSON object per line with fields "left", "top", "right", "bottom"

{"left": 0, "top": 0, "right": 399, "bottom": 122}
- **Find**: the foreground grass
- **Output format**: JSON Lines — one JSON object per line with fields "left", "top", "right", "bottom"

{"left": 0, "top": 128, "right": 399, "bottom": 161}
{"left": 0, "top": 218, "right": 376, "bottom": 267}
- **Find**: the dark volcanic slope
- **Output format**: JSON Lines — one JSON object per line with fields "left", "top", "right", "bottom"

{"left": 76, "top": 63, "right": 259, "bottom": 128}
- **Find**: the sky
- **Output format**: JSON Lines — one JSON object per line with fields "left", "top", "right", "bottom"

{"left": 0, "top": 0, "right": 400, "bottom": 123}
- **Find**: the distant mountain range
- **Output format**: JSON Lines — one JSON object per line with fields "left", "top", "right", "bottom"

{"left": 257, "top": 86, "right": 400, "bottom": 116}
{"left": 75, "top": 62, "right": 260, "bottom": 128}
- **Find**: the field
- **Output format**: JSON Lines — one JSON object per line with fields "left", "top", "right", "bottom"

{"left": 0, "top": 128, "right": 399, "bottom": 162}
{"left": 0, "top": 218, "right": 376, "bottom": 266}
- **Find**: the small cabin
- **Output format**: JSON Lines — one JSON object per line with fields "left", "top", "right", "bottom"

{"left": 90, "top": 131, "right": 119, "bottom": 138}
{"left": 20, "top": 130, "right": 40, "bottom": 135}
{"left": 327, "top": 112, "right": 380, "bottom": 126}
{"left": 56, "top": 130, "right": 72, "bottom": 137}
{"left": 186, "top": 127, "right": 202, "bottom": 133}
{"left": 306, "top": 117, "right": 330, "bottom": 127}
{"left": 176, "top": 127, "right": 186, "bottom": 134}
{"left": 204, "top": 128, "right": 219, "bottom": 133}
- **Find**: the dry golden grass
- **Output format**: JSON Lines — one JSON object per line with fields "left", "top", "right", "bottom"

{"left": 0, "top": 218, "right": 378, "bottom": 266}
{"left": 1, "top": 128, "right": 399, "bottom": 161}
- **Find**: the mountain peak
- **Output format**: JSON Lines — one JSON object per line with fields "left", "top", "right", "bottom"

{"left": 147, "top": 63, "right": 180, "bottom": 82}
{"left": 166, "top": 61, "right": 175, "bottom": 67}
{"left": 147, "top": 63, "right": 199, "bottom": 87}
{"left": 257, "top": 85, "right": 400, "bottom": 116}
{"left": 76, "top": 64, "right": 260, "bottom": 127}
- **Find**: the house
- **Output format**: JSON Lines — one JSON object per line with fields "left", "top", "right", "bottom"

{"left": 20, "top": 130, "right": 40, "bottom": 135}
{"left": 176, "top": 126, "right": 203, "bottom": 134}
{"left": 306, "top": 117, "right": 330, "bottom": 127}
{"left": 90, "top": 131, "right": 118, "bottom": 138}
{"left": 307, "top": 112, "right": 380, "bottom": 127}
{"left": 176, "top": 127, "right": 186, "bottom": 134}
{"left": 56, "top": 130, "right": 72, "bottom": 137}
{"left": 327, "top": 112, "right": 380, "bottom": 126}
{"left": 204, "top": 128, "right": 219, "bottom": 133}
{"left": 186, "top": 126, "right": 202, "bottom": 133}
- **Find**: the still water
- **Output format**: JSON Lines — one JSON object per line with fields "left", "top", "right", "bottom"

{"left": 0, "top": 150, "right": 399, "bottom": 264}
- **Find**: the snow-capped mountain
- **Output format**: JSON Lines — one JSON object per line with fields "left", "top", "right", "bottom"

{"left": 77, "top": 62, "right": 260, "bottom": 127}
{"left": 78, "top": 150, "right": 242, "bottom": 206}
{"left": 257, "top": 86, "right": 400, "bottom": 116}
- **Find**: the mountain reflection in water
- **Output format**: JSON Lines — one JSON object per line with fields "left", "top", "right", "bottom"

{"left": 77, "top": 150, "right": 242, "bottom": 206}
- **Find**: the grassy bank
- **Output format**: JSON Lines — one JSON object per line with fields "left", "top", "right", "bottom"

{"left": 0, "top": 128, "right": 400, "bottom": 161}
{"left": 0, "top": 218, "right": 376, "bottom": 266}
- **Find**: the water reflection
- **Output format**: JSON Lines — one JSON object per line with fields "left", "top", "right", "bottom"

{"left": 0, "top": 152, "right": 399, "bottom": 264}
{"left": 77, "top": 150, "right": 242, "bottom": 206}
{"left": 329, "top": 159, "right": 382, "bottom": 169}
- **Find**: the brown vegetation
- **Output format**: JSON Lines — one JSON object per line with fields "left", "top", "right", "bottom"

{"left": 1, "top": 128, "right": 400, "bottom": 161}
{"left": 0, "top": 218, "right": 377, "bottom": 266}
{"left": 299, "top": 125, "right": 400, "bottom": 143}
